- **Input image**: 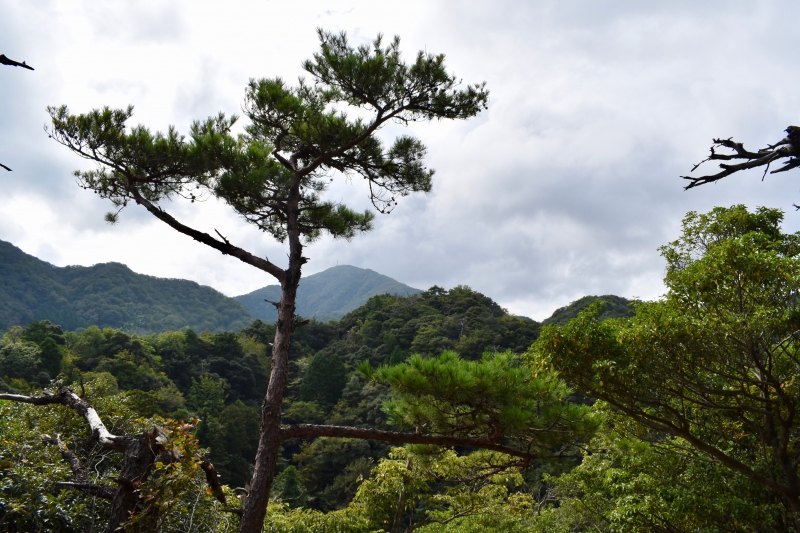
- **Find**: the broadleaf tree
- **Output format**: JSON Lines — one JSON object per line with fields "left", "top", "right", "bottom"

{"left": 534, "top": 205, "right": 800, "bottom": 524}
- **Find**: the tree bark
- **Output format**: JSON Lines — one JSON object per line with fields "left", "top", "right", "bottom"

{"left": 238, "top": 180, "right": 305, "bottom": 533}
{"left": 105, "top": 429, "right": 163, "bottom": 533}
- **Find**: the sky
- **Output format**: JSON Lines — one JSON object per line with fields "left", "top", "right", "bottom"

{"left": 2, "top": 0, "right": 800, "bottom": 320}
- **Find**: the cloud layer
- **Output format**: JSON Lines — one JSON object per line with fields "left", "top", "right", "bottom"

{"left": 2, "top": 0, "right": 800, "bottom": 320}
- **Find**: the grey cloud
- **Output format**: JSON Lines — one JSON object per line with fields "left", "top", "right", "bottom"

{"left": 5, "top": 0, "right": 800, "bottom": 320}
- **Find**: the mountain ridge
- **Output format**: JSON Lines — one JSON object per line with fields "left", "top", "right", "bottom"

{"left": 0, "top": 239, "right": 253, "bottom": 333}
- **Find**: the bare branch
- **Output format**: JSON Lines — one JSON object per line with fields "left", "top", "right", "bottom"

{"left": 1, "top": 386, "right": 123, "bottom": 451}
{"left": 41, "top": 433, "right": 85, "bottom": 480}
{"left": 683, "top": 127, "right": 800, "bottom": 191}
{"left": 0, "top": 53, "right": 34, "bottom": 70}
{"left": 199, "top": 458, "right": 227, "bottom": 504}
{"left": 54, "top": 481, "right": 115, "bottom": 500}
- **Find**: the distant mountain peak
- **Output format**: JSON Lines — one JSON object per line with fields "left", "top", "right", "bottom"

{"left": 235, "top": 265, "right": 421, "bottom": 323}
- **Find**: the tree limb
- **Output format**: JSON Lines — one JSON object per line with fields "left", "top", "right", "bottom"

{"left": 279, "top": 424, "right": 538, "bottom": 461}
{"left": 683, "top": 127, "right": 800, "bottom": 190}
{"left": 54, "top": 481, "right": 115, "bottom": 500}
{"left": 41, "top": 433, "right": 118, "bottom": 500}
{"left": 41, "top": 433, "right": 85, "bottom": 480}
{"left": 0, "top": 54, "right": 34, "bottom": 70}
{"left": 199, "top": 458, "right": 227, "bottom": 504}
{"left": 0, "top": 386, "right": 123, "bottom": 451}
{"left": 126, "top": 186, "right": 286, "bottom": 283}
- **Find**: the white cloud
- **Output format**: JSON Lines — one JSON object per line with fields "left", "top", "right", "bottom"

{"left": 3, "top": 0, "right": 800, "bottom": 321}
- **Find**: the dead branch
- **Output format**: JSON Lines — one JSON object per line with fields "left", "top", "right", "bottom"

{"left": 0, "top": 54, "right": 34, "bottom": 70}
{"left": 54, "top": 481, "right": 115, "bottom": 500}
{"left": 1, "top": 385, "right": 123, "bottom": 451}
{"left": 41, "top": 433, "right": 117, "bottom": 500}
{"left": 683, "top": 126, "right": 800, "bottom": 190}
{"left": 0, "top": 385, "right": 227, "bottom": 532}
{"left": 41, "top": 433, "right": 86, "bottom": 479}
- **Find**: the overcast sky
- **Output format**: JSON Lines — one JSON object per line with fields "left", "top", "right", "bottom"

{"left": 2, "top": 0, "right": 800, "bottom": 320}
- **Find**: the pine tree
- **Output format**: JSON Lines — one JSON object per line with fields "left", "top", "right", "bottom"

{"left": 47, "top": 30, "right": 489, "bottom": 532}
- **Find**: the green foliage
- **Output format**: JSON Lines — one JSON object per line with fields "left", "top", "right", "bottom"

{"left": 198, "top": 401, "right": 261, "bottom": 489}
{"left": 0, "top": 378, "right": 233, "bottom": 532}
{"left": 266, "top": 447, "right": 532, "bottom": 533}
{"left": 292, "top": 438, "right": 374, "bottom": 508}
{"left": 298, "top": 352, "right": 346, "bottom": 407}
{"left": 272, "top": 466, "right": 309, "bottom": 509}
{"left": 0, "top": 340, "right": 44, "bottom": 385}
{"left": 316, "top": 286, "right": 540, "bottom": 369}
{"left": 535, "top": 205, "right": 800, "bottom": 520}
{"left": 535, "top": 406, "right": 785, "bottom": 533}
{"left": 541, "top": 295, "right": 633, "bottom": 327}
{"left": 187, "top": 374, "right": 228, "bottom": 416}
{"left": 38, "top": 337, "right": 63, "bottom": 379}
{"left": 364, "top": 350, "right": 597, "bottom": 454}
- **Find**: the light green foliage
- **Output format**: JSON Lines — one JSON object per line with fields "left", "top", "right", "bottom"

{"left": 0, "top": 377, "right": 133, "bottom": 531}
{"left": 535, "top": 205, "right": 800, "bottom": 521}
{"left": 363, "top": 350, "right": 597, "bottom": 454}
{"left": 266, "top": 447, "right": 533, "bottom": 533}
{"left": 534, "top": 406, "right": 783, "bottom": 533}
{"left": 262, "top": 501, "right": 377, "bottom": 533}
{"left": 188, "top": 374, "right": 228, "bottom": 416}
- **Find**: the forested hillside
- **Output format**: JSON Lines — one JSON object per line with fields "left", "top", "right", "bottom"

{"left": 0, "top": 239, "right": 254, "bottom": 333}
{"left": 0, "top": 285, "right": 542, "bottom": 514}
{"left": 6, "top": 206, "right": 791, "bottom": 533}
{"left": 235, "top": 265, "right": 421, "bottom": 322}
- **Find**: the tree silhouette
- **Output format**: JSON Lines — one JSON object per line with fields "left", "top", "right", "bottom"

{"left": 683, "top": 126, "right": 800, "bottom": 199}
{"left": 0, "top": 53, "right": 34, "bottom": 70}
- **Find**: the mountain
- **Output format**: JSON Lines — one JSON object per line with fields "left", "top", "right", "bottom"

{"left": 235, "top": 265, "right": 422, "bottom": 323}
{"left": 0, "top": 239, "right": 253, "bottom": 333}
{"left": 541, "top": 294, "right": 634, "bottom": 326}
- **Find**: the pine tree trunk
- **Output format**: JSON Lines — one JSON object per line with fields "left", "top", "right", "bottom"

{"left": 239, "top": 187, "right": 304, "bottom": 533}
